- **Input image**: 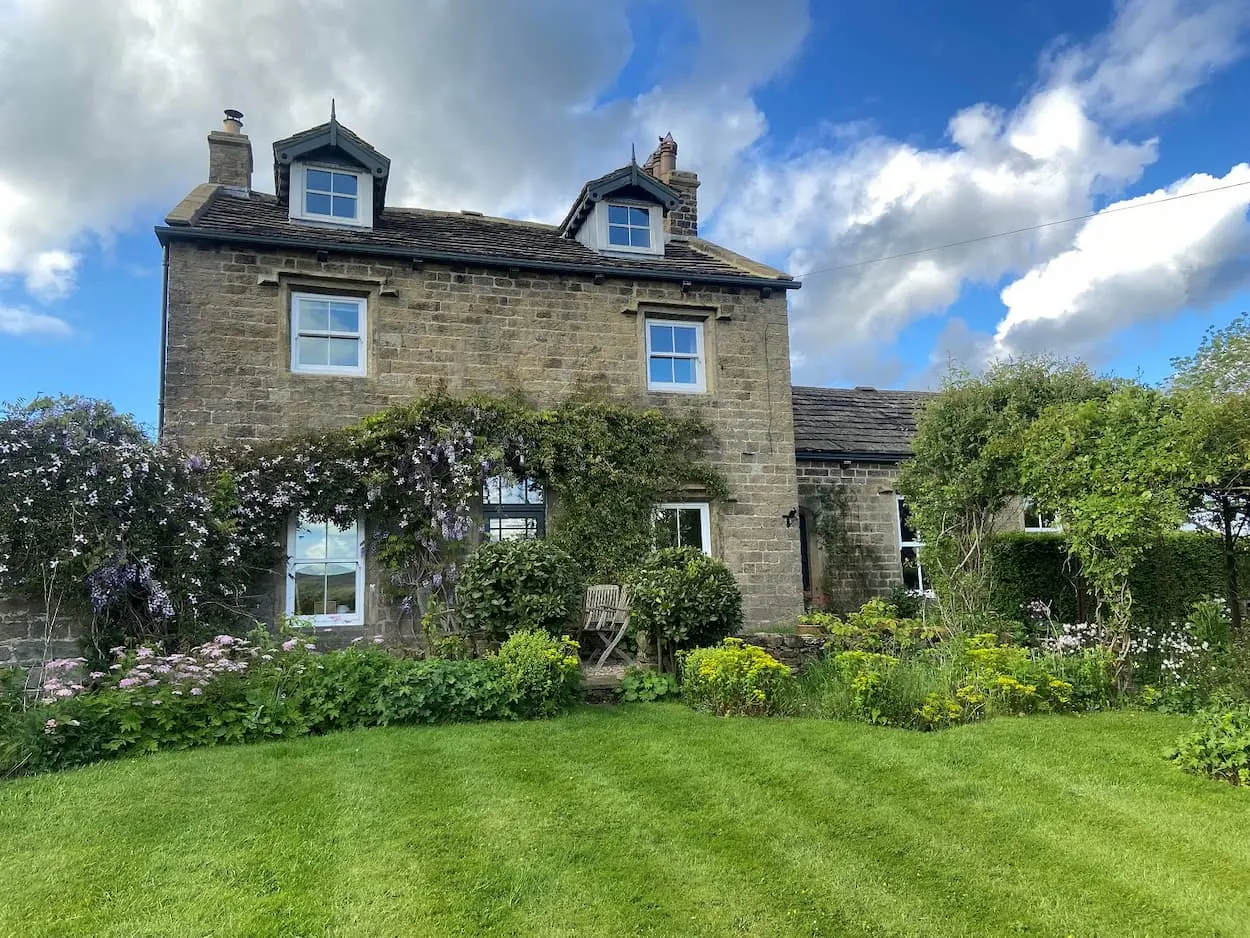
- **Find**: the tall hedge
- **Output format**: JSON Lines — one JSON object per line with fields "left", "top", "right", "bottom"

{"left": 987, "top": 532, "right": 1234, "bottom": 625}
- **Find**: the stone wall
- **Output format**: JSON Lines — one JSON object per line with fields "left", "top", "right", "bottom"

{"left": 797, "top": 458, "right": 905, "bottom": 611}
{"left": 162, "top": 242, "right": 804, "bottom": 629}
{"left": 0, "top": 598, "right": 86, "bottom": 674}
{"left": 740, "top": 632, "right": 829, "bottom": 672}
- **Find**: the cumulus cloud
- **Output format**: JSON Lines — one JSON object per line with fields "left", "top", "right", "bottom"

{"left": 994, "top": 165, "right": 1250, "bottom": 358}
{"left": 0, "top": 0, "right": 806, "bottom": 295}
{"left": 710, "top": 0, "right": 1250, "bottom": 385}
{"left": 23, "top": 250, "right": 78, "bottom": 300}
{"left": 0, "top": 306, "right": 71, "bottom": 338}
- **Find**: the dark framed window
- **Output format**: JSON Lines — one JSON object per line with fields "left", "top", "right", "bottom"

{"left": 483, "top": 474, "right": 545, "bottom": 541}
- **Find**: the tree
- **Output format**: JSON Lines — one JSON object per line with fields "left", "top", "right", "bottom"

{"left": 1170, "top": 314, "right": 1250, "bottom": 631}
{"left": 897, "top": 358, "right": 1110, "bottom": 625}
{"left": 1021, "top": 384, "right": 1187, "bottom": 676}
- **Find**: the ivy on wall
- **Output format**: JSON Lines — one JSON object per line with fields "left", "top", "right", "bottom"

{"left": 0, "top": 393, "right": 726, "bottom": 655}
{"left": 808, "top": 481, "right": 874, "bottom": 609}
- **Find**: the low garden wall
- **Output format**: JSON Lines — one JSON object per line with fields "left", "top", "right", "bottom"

{"left": 740, "top": 633, "right": 829, "bottom": 672}
{"left": 0, "top": 599, "right": 85, "bottom": 672}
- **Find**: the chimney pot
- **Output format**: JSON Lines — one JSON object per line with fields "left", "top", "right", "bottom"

{"left": 222, "top": 109, "right": 244, "bottom": 134}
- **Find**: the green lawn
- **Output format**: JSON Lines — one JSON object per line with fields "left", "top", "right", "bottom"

{"left": 1, "top": 708, "right": 1246, "bottom": 937}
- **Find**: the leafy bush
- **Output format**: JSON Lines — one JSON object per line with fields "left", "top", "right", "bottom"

{"left": 791, "top": 600, "right": 1117, "bottom": 730}
{"left": 681, "top": 638, "right": 793, "bottom": 716}
{"left": 1, "top": 632, "right": 583, "bottom": 778}
{"left": 1170, "top": 701, "right": 1250, "bottom": 786}
{"left": 627, "top": 548, "right": 743, "bottom": 652}
{"left": 455, "top": 539, "right": 582, "bottom": 641}
{"left": 495, "top": 629, "right": 582, "bottom": 718}
{"left": 617, "top": 666, "right": 679, "bottom": 703}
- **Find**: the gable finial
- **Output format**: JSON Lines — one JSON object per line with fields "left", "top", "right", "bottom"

{"left": 631, "top": 143, "right": 637, "bottom": 166}
{"left": 330, "top": 98, "right": 337, "bottom": 123}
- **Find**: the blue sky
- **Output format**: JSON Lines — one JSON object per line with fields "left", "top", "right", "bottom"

{"left": 1, "top": 0, "right": 1247, "bottom": 430}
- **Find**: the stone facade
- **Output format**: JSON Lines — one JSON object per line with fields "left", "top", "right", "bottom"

{"left": 162, "top": 243, "right": 805, "bottom": 629}
{"left": 740, "top": 632, "right": 829, "bottom": 672}
{"left": 796, "top": 458, "right": 906, "bottom": 611}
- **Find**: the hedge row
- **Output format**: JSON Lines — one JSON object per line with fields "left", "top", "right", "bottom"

{"left": 986, "top": 532, "right": 1236, "bottom": 625}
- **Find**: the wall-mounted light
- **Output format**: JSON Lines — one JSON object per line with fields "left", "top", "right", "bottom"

{"left": 782, "top": 508, "right": 798, "bottom": 528}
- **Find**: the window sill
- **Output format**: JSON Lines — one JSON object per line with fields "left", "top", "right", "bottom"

{"left": 291, "top": 366, "right": 368, "bottom": 378}
{"left": 647, "top": 384, "right": 706, "bottom": 395}
{"left": 288, "top": 214, "right": 372, "bottom": 231}
{"left": 305, "top": 614, "right": 365, "bottom": 628}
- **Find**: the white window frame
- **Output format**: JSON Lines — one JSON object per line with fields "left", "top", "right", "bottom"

{"left": 290, "top": 292, "right": 367, "bottom": 376}
{"left": 1022, "top": 498, "right": 1062, "bottom": 533}
{"left": 896, "top": 495, "right": 926, "bottom": 592}
{"left": 289, "top": 162, "right": 373, "bottom": 228}
{"left": 285, "top": 515, "right": 365, "bottom": 628}
{"left": 582, "top": 199, "right": 664, "bottom": 256}
{"left": 655, "top": 502, "right": 712, "bottom": 555}
{"left": 645, "top": 318, "right": 706, "bottom": 393}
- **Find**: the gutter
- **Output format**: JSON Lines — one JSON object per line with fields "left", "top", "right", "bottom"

{"left": 157, "top": 243, "right": 170, "bottom": 439}
{"left": 794, "top": 449, "right": 910, "bottom": 464}
{"left": 153, "top": 225, "right": 802, "bottom": 292}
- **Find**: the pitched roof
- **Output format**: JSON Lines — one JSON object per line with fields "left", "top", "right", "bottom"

{"left": 557, "top": 162, "right": 681, "bottom": 236}
{"left": 156, "top": 189, "right": 798, "bottom": 289}
{"left": 791, "top": 386, "right": 934, "bottom": 459}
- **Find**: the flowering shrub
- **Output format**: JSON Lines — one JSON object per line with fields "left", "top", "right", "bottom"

{"left": 681, "top": 639, "right": 793, "bottom": 716}
{"left": 1, "top": 632, "right": 584, "bottom": 777}
{"left": 494, "top": 630, "right": 582, "bottom": 718}
{"left": 455, "top": 540, "right": 582, "bottom": 641}
{"left": 1170, "top": 700, "right": 1250, "bottom": 787}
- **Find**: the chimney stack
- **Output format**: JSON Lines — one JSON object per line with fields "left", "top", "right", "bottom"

{"left": 207, "top": 108, "right": 253, "bottom": 189}
{"left": 643, "top": 133, "right": 699, "bottom": 237}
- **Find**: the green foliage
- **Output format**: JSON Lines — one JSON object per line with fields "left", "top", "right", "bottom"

{"left": 1022, "top": 384, "right": 1189, "bottom": 641}
{"left": 1170, "top": 701, "right": 1250, "bottom": 786}
{"left": 616, "top": 666, "right": 679, "bottom": 703}
{"left": 987, "top": 532, "right": 1235, "bottom": 628}
{"left": 1, "top": 639, "right": 584, "bottom": 778}
{"left": 898, "top": 358, "right": 1111, "bottom": 622}
{"left": 494, "top": 629, "right": 583, "bottom": 719}
{"left": 455, "top": 539, "right": 582, "bottom": 641}
{"left": 626, "top": 547, "right": 744, "bottom": 653}
{"left": 792, "top": 601, "right": 1115, "bottom": 730}
{"left": 804, "top": 599, "right": 942, "bottom": 655}
{"left": 0, "top": 667, "right": 26, "bottom": 715}
{"left": 680, "top": 638, "right": 793, "bottom": 716}
{"left": 430, "top": 634, "right": 475, "bottom": 660}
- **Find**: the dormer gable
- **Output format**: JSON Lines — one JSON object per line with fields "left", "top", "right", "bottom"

{"left": 558, "top": 160, "right": 680, "bottom": 257}
{"left": 273, "top": 109, "right": 390, "bottom": 229}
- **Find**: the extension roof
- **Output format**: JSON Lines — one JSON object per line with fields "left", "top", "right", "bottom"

{"left": 791, "top": 386, "right": 934, "bottom": 460}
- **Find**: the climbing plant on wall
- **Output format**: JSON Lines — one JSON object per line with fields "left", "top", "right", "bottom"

{"left": 0, "top": 392, "right": 725, "bottom": 656}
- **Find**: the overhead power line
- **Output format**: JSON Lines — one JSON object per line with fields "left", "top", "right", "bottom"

{"left": 797, "top": 177, "right": 1250, "bottom": 280}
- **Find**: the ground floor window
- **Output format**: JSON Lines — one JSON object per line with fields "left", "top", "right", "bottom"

{"left": 483, "top": 473, "right": 545, "bottom": 541}
{"left": 1023, "top": 498, "right": 1061, "bottom": 532}
{"left": 896, "top": 496, "right": 926, "bottom": 592}
{"left": 654, "top": 502, "right": 711, "bottom": 554}
{"left": 286, "top": 515, "right": 364, "bottom": 626}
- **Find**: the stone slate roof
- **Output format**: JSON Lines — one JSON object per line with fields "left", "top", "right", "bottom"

{"left": 791, "top": 386, "right": 934, "bottom": 459}
{"left": 158, "top": 189, "right": 797, "bottom": 288}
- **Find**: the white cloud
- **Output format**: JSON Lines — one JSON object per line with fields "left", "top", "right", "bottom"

{"left": 709, "top": 0, "right": 1250, "bottom": 385}
{"left": 0, "top": 0, "right": 806, "bottom": 289}
{"left": 0, "top": 306, "right": 71, "bottom": 338}
{"left": 23, "top": 250, "right": 78, "bottom": 300}
{"left": 994, "top": 164, "right": 1250, "bottom": 358}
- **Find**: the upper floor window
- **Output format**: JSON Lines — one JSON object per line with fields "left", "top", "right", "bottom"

{"left": 608, "top": 204, "right": 651, "bottom": 249}
{"left": 1023, "top": 498, "right": 1061, "bottom": 533}
{"left": 291, "top": 293, "right": 366, "bottom": 376}
{"left": 483, "top": 473, "right": 545, "bottom": 541}
{"left": 287, "top": 514, "right": 364, "bottom": 627}
{"left": 654, "top": 502, "right": 711, "bottom": 555}
{"left": 646, "top": 319, "right": 705, "bottom": 393}
{"left": 289, "top": 164, "right": 372, "bottom": 227}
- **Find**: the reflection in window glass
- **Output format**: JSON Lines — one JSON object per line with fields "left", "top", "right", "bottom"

{"left": 305, "top": 168, "right": 359, "bottom": 220}
{"left": 289, "top": 516, "right": 361, "bottom": 621}
{"left": 292, "top": 293, "right": 364, "bottom": 374}
{"left": 654, "top": 503, "right": 709, "bottom": 554}
{"left": 482, "top": 473, "right": 545, "bottom": 541}
{"left": 897, "top": 497, "right": 926, "bottom": 592}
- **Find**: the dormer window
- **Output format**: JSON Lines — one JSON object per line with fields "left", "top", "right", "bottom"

{"left": 608, "top": 205, "right": 652, "bottom": 249}
{"left": 305, "top": 169, "right": 359, "bottom": 220}
{"left": 288, "top": 163, "right": 373, "bottom": 227}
